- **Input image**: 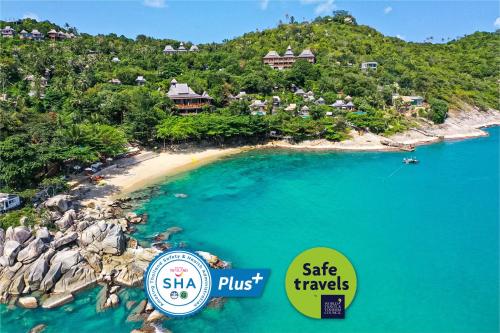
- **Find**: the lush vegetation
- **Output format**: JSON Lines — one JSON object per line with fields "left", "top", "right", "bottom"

{"left": 0, "top": 14, "right": 498, "bottom": 190}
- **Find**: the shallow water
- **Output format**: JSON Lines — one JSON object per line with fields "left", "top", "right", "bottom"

{"left": 2, "top": 128, "right": 499, "bottom": 333}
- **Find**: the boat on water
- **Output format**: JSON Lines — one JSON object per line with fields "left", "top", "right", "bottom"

{"left": 403, "top": 157, "right": 419, "bottom": 164}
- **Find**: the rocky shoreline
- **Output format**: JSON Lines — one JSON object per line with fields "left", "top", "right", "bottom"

{"left": 0, "top": 194, "right": 229, "bottom": 333}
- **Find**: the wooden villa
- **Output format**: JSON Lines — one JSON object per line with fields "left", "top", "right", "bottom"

{"left": 163, "top": 43, "right": 199, "bottom": 55}
{"left": 167, "top": 79, "right": 212, "bottom": 113}
{"left": 263, "top": 46, "right": 315, "bottom": 69}
{"left": 1, "top": 26, "right": 15, "bottom": 38}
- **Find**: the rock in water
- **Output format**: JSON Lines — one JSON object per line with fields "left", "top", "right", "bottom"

{"left": 53, "top": 264, "right": 97, "bottom": 294}
{"left": 29, "top": 324, "right": 47, "bottom": 333}
{"left": 145, "top": 310, "right": 165, "bottom": 323}
{"left": 127, "top": 299, "right": 147, "bottom": 322}
{"left": 42, "top": 292, "right": 74, "bottom": 309}
{"left": 18, "top": 296, "right": 38, "bottom": 308}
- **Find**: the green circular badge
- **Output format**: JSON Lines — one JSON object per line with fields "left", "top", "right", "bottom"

{"left": 285, "top": 247, "right": 357, "bottom": 319}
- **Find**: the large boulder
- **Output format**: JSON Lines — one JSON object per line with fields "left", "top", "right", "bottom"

{"left": 2, "top": 240, "right": 21, "bottom": 266}
{"left": 54, "top": 209, "right": 76, "bottom": 231}
{"left": 42, "top": 292, "right": 74, "bottom": 309}
{"left": 36, "top": 227, "right": 51, "bottom": 242}
{"left": 17, "top": 238, "right": 46, "bottom": 264}
{"left": 51, "top": 232, "right": 78, "bottom": 249}
{"left": 53, "top": 264, "right": 97, "bottom": 294}
{"left": 80, "top": 221, "right": 125, "bottom": 255}
{"left": 39, "top": 262, "right": 62, "bottom": 292}
{"left": 0, "top": 262, "right": 22, "bottom": 294}
{"left": 39, "top": 250, "right": 82, "bottom": 291}
{"left": 6, "top": 226, "right": 32, "bottom": 244}
{"left": 25, "top": 248, "right": 55, "bottom": 292}
{"left": 52, "top": 249, "right": 83, "bottom": 273}
{"left": 18, "top": 296, "right": 38, "bottom": 309}
{"left": 44, "top": 195, "right": 72, "bottom": 214}
{"left": 0, "top": 228, "right": 5, "bottom": 256}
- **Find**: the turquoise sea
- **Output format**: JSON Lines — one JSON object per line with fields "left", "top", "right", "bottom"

{"left": 2, "top": 128, "right": 499, "bottom": 333}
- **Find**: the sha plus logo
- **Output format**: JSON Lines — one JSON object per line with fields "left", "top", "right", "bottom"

{"left": 145, "top": 250, "right": 212, "bottom": 317}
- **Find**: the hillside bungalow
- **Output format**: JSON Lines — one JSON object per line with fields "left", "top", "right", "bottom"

{"left": 331, "top": 100, "right": 355, "bottom": 111}
{"left": 315, "top": 97, "right": 325, "bottom": 105}
{"left": 263, "top": 46, "right": 315, "bottom": 69}
{"left": 48, "top": 29, "right": 58, "bottom": 41}
{"left": 299, "top": 105, "right": 310, "bottom": 117}
{"left": 285, "top": 103, "right": 297, "bottom": 112}
{"left": 31, "top": 29, "right": 43, "bottom": 41}
{"left": 1, "top": 26, "right": 15, "bottom": 38}
{"left": 361, "top": 62, "right": 378, "bottom": 70}
{"left": 0, "top": 193, "right": 21, "bottom": 213}
{"left": 164, "top": 42, "right": 197, "bottom": 55}
{"left": 250, "top": 100, "right": 267, "bottom": 115}
{"left": 167, "top": 79, "right": 212, "bottom": 113}
{"left": 294, "top": 88, "right": 306, "bottom": 97}
{"left": 20, "top": 29, "right": 30, "bottom": 39}
{"left": 135, "top": 76, "right": 146, "bottom": 85}
{"left": 392, "top": 94, "right": 425, "bottom": 112}
{"left": 111, "top": 57, "right": 120, "bottom": 63}
{"left": 108, "top": 78, "right": 122, "bottom": 85}
{"left": 178, "top": 42, "right": 187, "bottom": 52}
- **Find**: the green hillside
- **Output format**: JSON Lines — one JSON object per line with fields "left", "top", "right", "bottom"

{"left": 0, "top": 14, "right": 498, "bottom": 189}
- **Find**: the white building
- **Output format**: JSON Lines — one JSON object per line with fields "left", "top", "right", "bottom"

{"left": 0, "top": 194, "right": 21, "bottom": 212}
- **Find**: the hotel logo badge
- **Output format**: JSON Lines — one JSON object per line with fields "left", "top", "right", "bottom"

{"left": 285, "top": 247, "right": 357, "bottom": 319}
{"left": 145, "top": 250, "right": 212, "bottom": 317}
{"left": 145, "top": 249, "right": 271, "bottom": 318}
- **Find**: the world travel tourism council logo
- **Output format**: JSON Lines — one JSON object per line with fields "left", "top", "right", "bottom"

{"left": 145, "top": 250, "right": 270, "bottom": 317}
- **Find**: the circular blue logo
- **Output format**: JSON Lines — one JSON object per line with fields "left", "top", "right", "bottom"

{"left": 145, "top": 250, "right": 212, "bottom": 317}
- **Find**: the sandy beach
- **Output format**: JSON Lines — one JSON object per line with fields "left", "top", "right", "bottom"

{"left": 76, "top": 147, "right": 247, "bottom": 204}
{"left": 76, "top": 108, "right": 499, "bottom": 203}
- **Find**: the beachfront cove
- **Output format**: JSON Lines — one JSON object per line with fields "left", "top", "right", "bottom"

{"left": 1, "top": 128, "right": 499, "bottom": 333}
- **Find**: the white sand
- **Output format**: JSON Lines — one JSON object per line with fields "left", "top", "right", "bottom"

{"left": 77, "top": 108, "right": 499, "bottom": 203}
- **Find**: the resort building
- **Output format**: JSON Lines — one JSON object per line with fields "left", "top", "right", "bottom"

{"left": 315, "top": 97, "right": 325, "bottom": 105}
{"left": 19, "top": 30, "right": 30, "bottom": 39}
{"left": 108, "top": 78, "right": 122, "bottom": 85}
{"left": 31, "top": 29, "right": 43, "bottom": 41}
{"left": 285, "top": 103, "right": 297, "bottom": 112}
{"left": 111, "top": 57, "right": 121, "bottom": 63}
{"left": 0, "top": 193, "right": 21, "bottom": 213}
{"left": 392, "top": 94, "right": 425, "bottom": 112}
{"left": 299, "top": 105, "right": 310, "bottom": 117}
{"left": 263, "top": 46, "right": 315, "bottom": 69}
{"left": 163, "top": 43, "right": 199, "bottom": 55}
{"left": 47, "top": 29, "right": 58, "bottom": 41}
{"left": 135, "top": 76, "right": 146, "bottom": 85}
{"left": 294, "top": 89, "right": 306, "bottom": 97}
{"left": 167, "top": 79, "right": 212, "bottom": 113}
{"left": 361, "top": 62, "right": 378, "bottom": 70}
{"left": 331, "top": 100, "right": 355, "bottom": 111}
{"left": 1, "top": 26, "right": 15, "bottom": 38}
{"left": 250, "top": 100, "right": 267, "bottom": 115}
{"left": 229, "top": 91, "right": 248, "bottom": 101}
